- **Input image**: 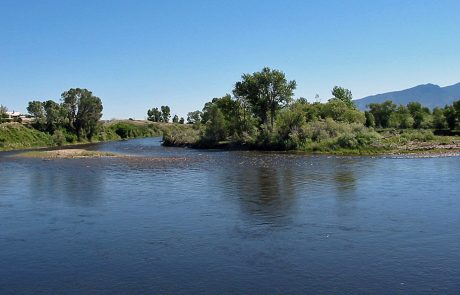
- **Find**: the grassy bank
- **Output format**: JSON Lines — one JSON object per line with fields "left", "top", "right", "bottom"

{"left": 162, "top": 124, "right": 201, "bottom": 147}
{"left": 0, "top": 121, "right": 193, "bottom": 152}
{"left": 0, "top": 123, "right": 54, "bottom": 151}
{"left": 162, "top": 124, "right": 460, "bottom": 155}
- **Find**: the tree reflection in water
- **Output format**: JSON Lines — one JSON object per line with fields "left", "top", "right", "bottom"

{"left": 334, "top": 171, "right": 357, "bottom": 193}
{"left": 29, "top": 159, "right": 105, "bottom": 207}
{"left": 221, "top": 158, "right": 298, "bottom": 228}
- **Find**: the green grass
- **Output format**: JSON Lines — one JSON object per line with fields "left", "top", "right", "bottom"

{"left": 163, "top": 124, "right": 460, "bottom": 155}
{"left": 0, "top": 120, "right": 195, "bottom": 152}
{"left": 162, "top": 124, "right": 200, "bottom": 146}
{"left": 0, "top": 123, "right": 54, "bottom": 151}
{"left": 102, "top": 121, "right": 163, "bottom": 140}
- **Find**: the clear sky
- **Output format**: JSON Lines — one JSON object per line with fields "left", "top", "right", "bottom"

{"left": 1, "top": 0, "right": 459, "bottom": 119}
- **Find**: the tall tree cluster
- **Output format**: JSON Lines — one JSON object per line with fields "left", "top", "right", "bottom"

{"left": 181, "top": 67, "right": 460, "bottom": 148}
{"left": 186, "top": 68, "right": 367, "bottom": 145}
{"left": 147, "top": 105, "right": 182, "bottom": 123}
{"left": 366, "top": 100, "right": 460, "bottom": 130}
{"left": 27, "top": 88, "right": 103, "bottom": 140}
{"left": 0, "top": 105, "right": 8, "bottom": 122}
{"left": 182, "top": 68, "right": 298, "bottom": 144}
{"left": 233, "top": 67, "right": 296, "bottom": 130}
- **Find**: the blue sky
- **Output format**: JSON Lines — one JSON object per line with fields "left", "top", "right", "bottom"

{"left": 1, "top": 0, "right": 459, "bottom": 119}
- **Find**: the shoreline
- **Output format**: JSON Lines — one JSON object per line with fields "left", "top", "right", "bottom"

{"left": 172, "top": 139, "right": 460, "bottom": 157}
{"left": 2, "top": 121, "right": 459, "bottom": 158}
{"left": 0, "top": 141, "right": 460, "bottom": 159}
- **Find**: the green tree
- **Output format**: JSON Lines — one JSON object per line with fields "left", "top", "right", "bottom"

{"left": 43, "top": 100, "right": 63, "bottom": 133}
{"left": 276, "top": 105, "right": 307, "bottom": 149}
{"left": 331, "top": 86, "right": 355, "bottom": 109}
{"left": 202, "top": 95, "right": 235, "bottom": 123}
{"left": 61, "top": 88, "right": 103, "bottom": 140}
{"left": 147, "top": 107, "right": 161, "bottom": 122}
{"left": 201, "top": 94, "right": 242, "bottom": 136}
{"left": 161, "top": 105, "right": 171, "bottom": 123}
{"left": 202, "top": 104, "right": 227, "bottom": 144}
{"left": 187, "top": 110, "right": 202, "bottom": 124}
{"left": 295, "top": 101, "right": 321, "bottom": 122}
{"left": 233, "top": 67, "right": 296, "bottom": 129}
{"left": 179, "top": 117, "right": 185, "bottom": 124}
{"left": 388, "top": 105, "right": 414, "bottom": 129}
{"left": 444, "top": 105, "right": 457, "bottom": 130}
{"left": 297, "top": 97, "right": 308, "bottom": 104}
{"left": 0, "top": 105, "right": 7, "bottom": 115}
{"left": 27, "top": 100, "right": 46, "bottom": 130}
{"left": 320, "top": 99, "right": 364, "bottom": 124}
{"left": 172, "top": 114, "right": 179, "bottom": 123}
{"left": 407, "top": 102, "right": 430, "bottom": 129}
{"left": 443, "top": 99, "right": 460, "bottom": 130}
{"left": 368, "top": 100, "right": 397, "bottom": 128}
{"left": 364, "top": 111, "right": 375, "bottom": 128}
{"left": 454, "top": 100, "right": 460, "bottom": 125}
{"left": 231, "top": 96, "right": 256, "bottom": 137}
{"left": 432, "top": 107, "right": 447, "bottom": 129}
{"left": 0, "top": 105, "right": 7, "bottom": 123}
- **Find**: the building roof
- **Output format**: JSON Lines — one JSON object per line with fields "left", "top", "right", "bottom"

{"left": 5, "top": 111, "right": 22, "bottom": 116}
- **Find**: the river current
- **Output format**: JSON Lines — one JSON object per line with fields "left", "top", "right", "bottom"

{"left": 1, "top": 137, "right": 459, "bottom": 294}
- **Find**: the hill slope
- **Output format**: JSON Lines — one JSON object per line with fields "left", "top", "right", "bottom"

{"left": 354, "top": 82, "right": 460, "bottom": 110}
{"left": 0, "top": 123, "right": 53, "bottom": 151}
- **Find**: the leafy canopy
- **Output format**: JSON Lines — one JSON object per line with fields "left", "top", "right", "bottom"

{"left": 233, "top": 67, "right": 296, "bottom": 129}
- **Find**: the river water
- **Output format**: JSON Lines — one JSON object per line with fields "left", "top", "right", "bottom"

{"left": 1, "top": 137, "right": 459, "bottom": 294}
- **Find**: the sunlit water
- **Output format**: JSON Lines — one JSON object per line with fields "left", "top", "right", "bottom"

{"left": 1, "top": 138, "right": 459, "bottom": 294}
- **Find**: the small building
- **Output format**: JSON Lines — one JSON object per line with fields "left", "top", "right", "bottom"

{"left": 5, "top": 111, "right": 22, "bottom": 120}
{"left": 2, "top": 111, "right": 32, "bottom": 123}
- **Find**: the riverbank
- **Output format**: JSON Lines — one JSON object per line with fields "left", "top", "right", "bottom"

{"left": 162, "top": 126, "right": 460, "bottom": 156}
{"left": 0, "top": 121, "right": 194, "bottom": 152}
{"left": 2, "top": 121, "right": 459, "bottom": 157}
{"left": 0, "top": 123, "right": 54, "bottom": 151}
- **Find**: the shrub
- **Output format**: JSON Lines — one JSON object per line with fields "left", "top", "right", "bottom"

{"left": 52, "top": 130, "right": 66, "bottom": 146}
{"left": 400, "top": 129, "right": 434, "bottom": 141}
{"left": 201, "top": 106, "right": 227, "bottom": 144}
{"left": 336, "top": 133, "right": 359, "bottom": 149}
{"left": 162, "top": 125, "right": 200, "bottom": 147}
{"left": 108, "top": 122, "right": 162, "bottom": 140}
{"left": 274, "top": 107, "right": 308, "bottom": 149}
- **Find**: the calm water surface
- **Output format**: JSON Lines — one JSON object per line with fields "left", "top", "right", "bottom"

{"left": 1, "top": 138, "right": 459, "bottom": 294}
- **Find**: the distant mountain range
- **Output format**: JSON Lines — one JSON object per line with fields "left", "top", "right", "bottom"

{"left": 354, "top": 82, "right": 460, "bottom": 110}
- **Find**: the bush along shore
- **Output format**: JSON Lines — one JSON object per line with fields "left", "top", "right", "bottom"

{"left": 163, "top": 67, "right": 460, "bottom": 155}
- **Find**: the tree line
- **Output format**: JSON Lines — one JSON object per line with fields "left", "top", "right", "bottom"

{"left": 3, "top": 70, "right": 460, "bottom": 151}
{"left": 147, "top": 105, "right": 185, "bottom": 124}
{"left": 365, "top": 100, "right": 460, "bottom": 130}
{"left": 0, "top": 105, "right": 8, "bottom": 123}
{"left": 26, "top": 88, "right": 103, "bottom": 141}
{"left": 171, "top": 67, "right": 460, "bottom": 150}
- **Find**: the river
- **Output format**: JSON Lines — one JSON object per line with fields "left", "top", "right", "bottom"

{"left": 1, "top": 137, "right": 459, "bottom": 294}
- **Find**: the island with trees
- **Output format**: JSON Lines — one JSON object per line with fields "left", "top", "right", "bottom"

{"left": 1, "top": 68, "right": 460, "bottom": 155}
{"left": 163, "top": 67, "right": 460, "bottom": 155}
